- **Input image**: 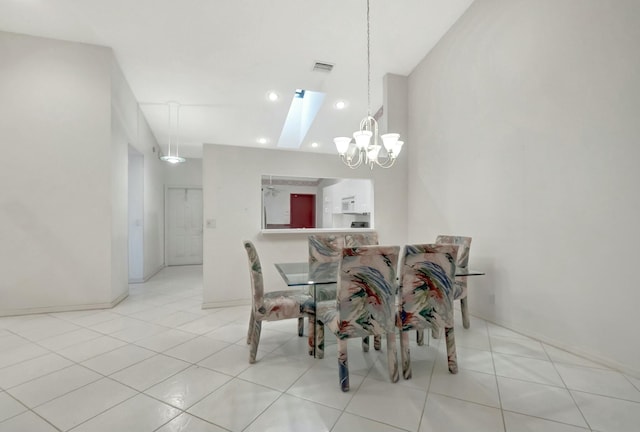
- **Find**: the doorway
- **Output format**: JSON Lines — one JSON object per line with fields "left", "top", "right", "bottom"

{"left": 290, "top": 193, "right": 315, "bottom": 228}
{"left": 166, "top": 187, "right": 203, "bottom": 265}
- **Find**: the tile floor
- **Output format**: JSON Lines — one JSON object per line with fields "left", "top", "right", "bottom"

{"left": 1, "top": 265, "right": 639, "bottom": 432}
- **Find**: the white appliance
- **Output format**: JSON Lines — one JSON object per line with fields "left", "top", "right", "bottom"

{"left": 341, "top": 196, "right": 356, "bottom": 213}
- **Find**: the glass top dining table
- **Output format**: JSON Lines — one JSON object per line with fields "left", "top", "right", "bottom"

{"left": 274, "top": 261, "right": 485, "bottom": 287}
{"left": 275, "top": 261, "right": 485, "bottom": 357}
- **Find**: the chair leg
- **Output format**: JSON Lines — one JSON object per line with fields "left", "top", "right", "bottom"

{"left": 307, "top": 314, "right": 316, "bottom": 356}
{"left": 249, "top": 320, "right": 262, "bottom": 364}
{"left": 400, "top": 331, "right": 412, "bottom": 379}
{"left": 338, "top": 338, "right": 349, "bottom": 392}
{"left": 362, "top": 336, "right": 369, "bottom": 352}
{"left": 315, "top": 319, "right": 325, "bottom": 359}
{"left": 298, "top": 317, "right": 304, "bottom": 337}
{"left": 416, "top": 329, "right": 424, "bottom": 346}
{"left": 460, "top": 297, "right": 470, "bottom": 329}
{"left": 386, "top": 332, "right": 399, "bottom": 383}
{"left": 374, "top": 335, "right": 382, "bottom": 350}
{"left": 247, "top": 309, "right": 255, "bottom": 344}
{"left": 444, "top": 326, "right": 458, "bottom": 374}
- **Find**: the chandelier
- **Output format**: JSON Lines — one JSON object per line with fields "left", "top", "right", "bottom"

{"left": 333, "top": 0, "right": 404, "bottom": 169}
{"left": 160, "top": 101, "right": 186, "bottom": 164}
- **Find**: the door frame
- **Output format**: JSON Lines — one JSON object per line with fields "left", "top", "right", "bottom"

{"left": 164, "top": 184, "right": 203, "bottom": 266}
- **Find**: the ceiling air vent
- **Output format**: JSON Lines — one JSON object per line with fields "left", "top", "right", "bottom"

{"left": 312, "top": 61, "right": 334, "bottom": 72}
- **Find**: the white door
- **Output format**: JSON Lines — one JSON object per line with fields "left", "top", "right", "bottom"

{"left": 167, "top": 187, "right": 203, "bottom": 265}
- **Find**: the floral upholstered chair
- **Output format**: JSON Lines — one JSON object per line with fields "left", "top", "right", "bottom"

{"left": 243, "top": 241, "right": 312, "bottom": 363}
{"left": 436, "top": 235, "right": 472, "bottom": 329}
{"left": 415, "top": 235, "right": 473, "bottom": 345}
{"left": 398, "top": 244, "right": 459, "bottom": 378}
{"left": 306, "top": 234, "right": 344, "bottom": 355}
{"left": 345, "top": 231, "right": 381, "bottom": 351}
{"left": 345, "top": 231, "right": 378, "bottom": 248}
{"left": 316, "top": 245, "right": 400, "bottom": 391}
{"left": 308, "top": 234, "right": 345, "bottom": 291}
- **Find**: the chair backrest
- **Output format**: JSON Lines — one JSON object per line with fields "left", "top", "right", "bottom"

{"left": 399, "top": 244, "right": 458, "bottom": 331}
{"left": 336, "top": 245, "right": 400, "bottom": 338}
{"left": 435, "top": 235, "right": 471, "bottom": 268}
{"left": 243, "top": 241, "right": 263, "bottom": 309}
{"left": 308, "top": 234, "right": 345, "bottom": 264}
{"left": 345, "top": 231, "right": 379, "bottom": 248}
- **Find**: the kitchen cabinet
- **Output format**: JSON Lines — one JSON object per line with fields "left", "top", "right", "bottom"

{"left": 324, "top": 179, "right": 372, "bottom": 214}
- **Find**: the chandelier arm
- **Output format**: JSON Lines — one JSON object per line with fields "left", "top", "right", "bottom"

{"left": 341, "top": 152, "right": 364, "bottom": 169}
{"left": 370, "top": 145, "right": 397, "bottom": 168}
{"left": 373, "top": 156, "right": 396, "bottom": 169}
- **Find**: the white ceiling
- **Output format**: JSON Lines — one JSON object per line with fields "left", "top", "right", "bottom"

{"left": 0, "top": 0, "right": 474, "bottom": 158}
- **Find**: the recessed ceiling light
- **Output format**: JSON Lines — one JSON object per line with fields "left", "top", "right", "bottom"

{"left": 311, "top": 142, "right": 319, "bottom": 148}
{"left": 258, "top": 138, "right": 268, "bottom": 144}
{"left": 267, "top": 91, "right": 279, "bottom": 102}
{"left": 335, "top": 100, "right": 346, "bottom": 110}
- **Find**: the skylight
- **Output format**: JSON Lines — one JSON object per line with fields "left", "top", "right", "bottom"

{"left": 277, "top": 89, "right": 325, "bottom": 149}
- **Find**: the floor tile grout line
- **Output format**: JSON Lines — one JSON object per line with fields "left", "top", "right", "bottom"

{"left": 568, "top": 387, "right": 640, "bottom": 405}
{"left": 160, "top": 407, "right": 232, "bottom": 432}
{"left": 487, "top": 320, "right": 508, "bottom": 432}
{"left": 0, "top": 390, "right": 32, "bottom": 427}
{"left": 541, "top": 343, "right": 593, "bottom": 431}
{"left": 5, "top": 332, "right": 229, "bottom": 414}
{"left": 3, "top": 363, "right": 104, "bottom": 407}
{"left": 54, "top": 350, "right": 214, "bottom": 431}
{"left": 415, "top": 329, "right": 439, "bottom": 432}
{"left": 501, "top": 408, "right": 594, "bottom": 431}
{"left": 30, "top": 407, "right": 65, "bottom": 432}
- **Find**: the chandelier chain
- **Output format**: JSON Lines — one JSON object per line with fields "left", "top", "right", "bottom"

{"left": 366, "top": 0, "right": 371, "bottom": 117}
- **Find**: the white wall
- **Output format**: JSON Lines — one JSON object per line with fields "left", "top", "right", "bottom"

{"left": 0, "top": 31, "right": 166, "bottom": 313}
{"left": 202, "top": 144, "right": 408, "bottom": 307}
{"left": 407, "top": 0, "right": 640, "bottom": 375}
{"left": 128, "top": 147, "right": 144, "bottom": 282}
{"left": 110, "top": 61, "right": 130, "bottom": 302}
{"left": 164, "top": 158, "right": 203, "bottom": 187}
{"left": 0, "top": 32, "right": 115, "bottom": 313}
{"left": 138, "top": 117, "right": 166, "bottom": 281}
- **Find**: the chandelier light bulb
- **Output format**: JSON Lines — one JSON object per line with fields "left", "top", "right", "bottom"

{"left": 334, "top": 137, "right": 352, "bottom": 155}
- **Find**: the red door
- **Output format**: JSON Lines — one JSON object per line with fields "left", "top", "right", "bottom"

{"left": 290, "top": 194, "right": 315, "bottom": 228}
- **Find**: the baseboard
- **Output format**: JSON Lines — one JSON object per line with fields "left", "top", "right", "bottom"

{"left": 473, "top": 312, "right": 640, "bottom": 379}
{"left": 202, "top": 299, "right": 250, "bottom": 309}
{"left": 129, "top": 264, "right": 166, "bottom": 284}
{"left": 0, "top": 291, "right": 130, "bottom": 318}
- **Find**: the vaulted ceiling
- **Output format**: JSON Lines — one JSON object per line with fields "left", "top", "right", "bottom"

{"left": 0, "top": 0, "right": 474, "bottom": 158}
